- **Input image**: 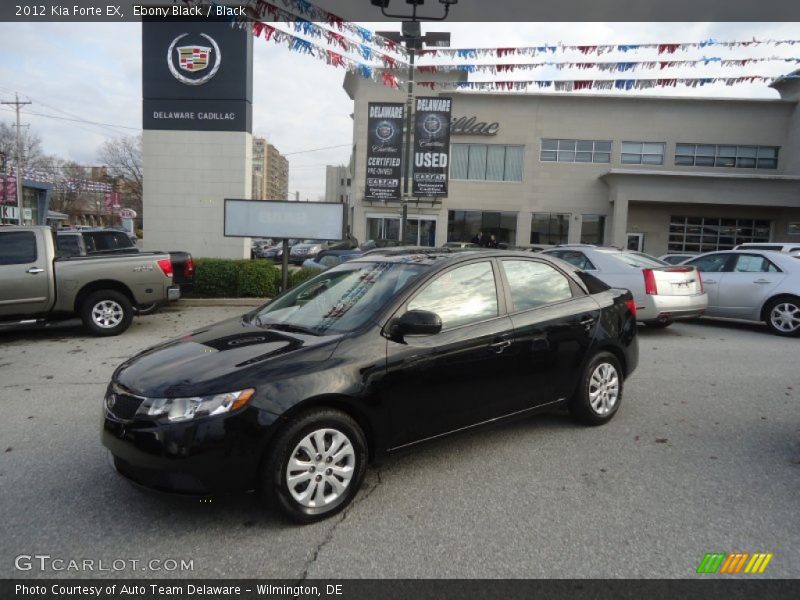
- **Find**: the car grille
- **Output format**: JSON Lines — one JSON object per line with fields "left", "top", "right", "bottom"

{"left": 292, "top": 248, "right": 308, "bottom": 256}
{"left": 106, "top": 389, "right": 144, "bottom": 421}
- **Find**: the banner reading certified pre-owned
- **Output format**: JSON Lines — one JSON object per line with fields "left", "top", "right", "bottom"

{"left": 412, "top": 96, "right": 452, "bottom": 197}
{"left": 365, "top": 102, "right": 404, "bottom": 201}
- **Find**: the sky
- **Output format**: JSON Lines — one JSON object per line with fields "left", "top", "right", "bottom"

{"left": 0, "top": 21, "right": 798, "bottom": 200}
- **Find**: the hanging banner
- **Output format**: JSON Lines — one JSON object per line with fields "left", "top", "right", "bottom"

{"left": 412, "top": 96, "right": 452, "bottom": 197}
{"left": 365, "top": 102, "right": 404, "bottom": 202}
{"left": 0, "top": 174, "right": 16, "bottom": 206}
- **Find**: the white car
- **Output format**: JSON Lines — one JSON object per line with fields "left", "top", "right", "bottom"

{"left": 543, "top": 246, "right": 707, "bottom": 328}
{"left": 734, "top": 242, "right": 800, "bottom": 258}
{"left": 681, "top": 249, "right": 800, "bottom": 336}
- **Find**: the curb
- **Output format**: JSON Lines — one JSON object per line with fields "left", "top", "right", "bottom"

{"left": 174, "top": 298, "right": 269, "bottom": 308}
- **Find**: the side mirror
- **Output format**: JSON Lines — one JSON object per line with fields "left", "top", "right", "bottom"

{"left": 388, "top": 310, "right": 442, "bottom": 342}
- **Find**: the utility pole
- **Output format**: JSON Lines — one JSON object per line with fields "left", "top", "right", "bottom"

{"left": 1, "top": 93, "right": 32, "bottom": 224}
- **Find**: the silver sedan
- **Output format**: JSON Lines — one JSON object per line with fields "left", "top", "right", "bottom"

{"left": 542, "top": 246, "right": 707, "bottom": 328}
{"left": 682, "top": 250, "right": 800, "bottom": 336}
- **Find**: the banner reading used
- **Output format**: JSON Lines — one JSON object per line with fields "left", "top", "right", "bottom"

{"left": 412, "top": 96, "right": 452, "bottom": 197}
{"left": 365, "top": 102, "right": 404, "bottom": 202}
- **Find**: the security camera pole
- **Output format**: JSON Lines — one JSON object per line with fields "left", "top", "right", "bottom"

{"left": 375, "top": 0, "right": 455, "bottom": 244}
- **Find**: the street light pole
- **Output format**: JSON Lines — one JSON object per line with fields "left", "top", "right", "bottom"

{"left": 374, "top": 0, "right": 456, "bottom": 245}
{"left": 1, "top": 93, "right": 31, "bottom": 224}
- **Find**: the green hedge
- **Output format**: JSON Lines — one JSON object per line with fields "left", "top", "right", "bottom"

{"left": 194, "top": 259, "right": 282, "bottom": 298}
{"left": 290, "top": 268, "right": 320, "bottom": 289}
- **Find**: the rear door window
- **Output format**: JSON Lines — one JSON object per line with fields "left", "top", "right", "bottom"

{"left": 733, "top": 255, "right": 781, "bottom": 273}
{"left": 501, "top": 260, "right": 573, "bottom": 311}
{"left": 0, "top": 231, "right": 37, "bottom": 265}
{"left": 56, "top": 234, "right": 81, "bottom": 257}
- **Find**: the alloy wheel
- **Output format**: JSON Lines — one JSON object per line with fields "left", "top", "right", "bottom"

{"left": 286, "top": 428, "right": 355, "bottom": 509}
{"left": 588, "top": 362, "right": 619, "bottom": 415}
{"left": 770, "top": 302, "right": 800, "bottom": 333}
{"left": 92, "top": 300, "right": 124, "bottom": 329}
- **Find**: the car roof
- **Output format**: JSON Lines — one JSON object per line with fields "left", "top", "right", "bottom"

{"left": 352, "top": 246, "right": 568, "bottom": 265}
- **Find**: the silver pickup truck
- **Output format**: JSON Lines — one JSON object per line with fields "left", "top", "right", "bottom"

{"left": 0, "top": 226, "right": 179, "bottom": 336}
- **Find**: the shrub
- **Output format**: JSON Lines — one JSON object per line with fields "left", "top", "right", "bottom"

{"left": 194, "top": 258, "right": 281, "bottom": 297}
{"left": 290, "top": 268, "right": 319, "bottom": 289}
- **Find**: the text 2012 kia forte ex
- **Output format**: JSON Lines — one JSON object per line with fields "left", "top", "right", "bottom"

{"left": 103, "top": 249, "right": 638, "bottom": 522}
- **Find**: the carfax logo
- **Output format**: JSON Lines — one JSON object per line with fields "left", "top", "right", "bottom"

{"left": 167, "top": 33, "right": 221, "bottom": 86}
{"left": 696, "top": 552, "right": 773, "bottom": 574}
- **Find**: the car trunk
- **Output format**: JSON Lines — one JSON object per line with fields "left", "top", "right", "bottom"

{"left": 646, "top": 266, "right": 703, "bottom": 296}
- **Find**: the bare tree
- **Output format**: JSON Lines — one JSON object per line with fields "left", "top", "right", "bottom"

{"left": 97, "top": 134, "right": 142, "bottom": 222}
{"left": 0, "top": 121, "right": 47, "bottom": 170}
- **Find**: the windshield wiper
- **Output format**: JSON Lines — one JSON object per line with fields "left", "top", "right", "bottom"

{"left": 254, "top": 319, "right": 321, "bottom": 336}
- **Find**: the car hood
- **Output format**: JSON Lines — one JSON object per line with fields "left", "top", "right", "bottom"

{"left": 113, "top": 315, "right": 342, "bottom": 398}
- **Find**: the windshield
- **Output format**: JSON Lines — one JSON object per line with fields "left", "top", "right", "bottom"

{"left": 613, "top": 251, "right": 668, "bottom": 268}
{"left": 254, "top": 261, "right": 427, "bottom": 334}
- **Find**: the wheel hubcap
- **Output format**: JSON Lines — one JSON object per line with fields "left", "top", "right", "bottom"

{"left": 286, "top": 428, "right": 355, "bottom": 509}
{"left": 770, "top": 303, "right": 800, "bottom": 332}
{"left": 92, "top": 300, "right": 124, "bottom": 329}
{"left": 589, "top": 362, "right": 619, "bottom": 415}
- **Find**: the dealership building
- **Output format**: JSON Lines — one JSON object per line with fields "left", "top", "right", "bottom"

{"left": 343, "top": 70, "right": 800, "bottom": 256}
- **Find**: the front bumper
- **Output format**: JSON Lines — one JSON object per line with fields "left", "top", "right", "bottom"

{"left": 636, "top": 293, "right": 707, "bottom": 322}
{"left": 102, "top": 406, "right": 277, "bottom": 495}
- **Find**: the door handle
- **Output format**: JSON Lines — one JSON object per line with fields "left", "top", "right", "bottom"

{"left": 26, "top": 267, "right": 44, "bottom": 274}
{"left": 703, "top": 279, "right": 717, "bottom": 284}
{"left": 579, "top": 316, "right": 596, "bottom": 326}
{"left": 489, "top": 339, "right": 511, "bottom": 353}
{"left": 753, "top": 279, "right": 772, "bottom": 284}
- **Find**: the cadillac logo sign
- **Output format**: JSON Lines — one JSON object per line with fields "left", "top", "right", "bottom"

{"left": 375, "top": 120, "right": 395, "bottom": 143}
{"left": 422, "top": 113, "right": 444, "bottom": 136}
{"left": 167, "top": 33, "right": 221, "bottom": 85}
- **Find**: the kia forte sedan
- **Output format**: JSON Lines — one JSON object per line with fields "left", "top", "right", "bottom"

{"left": 103, "top": 250, "right": 638, "bottom": 522}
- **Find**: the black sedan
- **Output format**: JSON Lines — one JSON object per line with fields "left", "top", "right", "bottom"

{"left": 102, "top": 249, "right": 638, "bottom": 522}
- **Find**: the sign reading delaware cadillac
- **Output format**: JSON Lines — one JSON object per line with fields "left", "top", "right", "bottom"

{"left": 412, "top": 97, "right": 452, "bottom": 197}
{"left": 365, "top": 102, "right": 404, "bottom": 202}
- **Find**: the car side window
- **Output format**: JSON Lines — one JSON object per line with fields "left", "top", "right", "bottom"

{"left": 408, "top": 261, "right": 498, "bottom": 329}
{"left": 56, "top": 234, "right": 81, "bottom": 257}
{"left": 689, "top": 254, "right": 730, "bottom": 273}
{"left": 0, "top": 231, "right": 37, "bottom": 265}
{"left": 548, "top": 250, "right": 596, "bottom": 271}
{"left": 501, "top": 260, "right": 573, "bottom": 311}
{"left": 733, "top": 255, "right": 780, "bottom": 273}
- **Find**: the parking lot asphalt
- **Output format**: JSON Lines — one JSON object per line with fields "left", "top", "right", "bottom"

{"left": 1, "top": 306, "right": 798, "bottom": 579}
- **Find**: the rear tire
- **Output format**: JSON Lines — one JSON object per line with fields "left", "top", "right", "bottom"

{"left": 764, "top": 296, "right": 800, "bottom": 337}
{"left": 80, "top": 290, "right": 133, "bottom": 336}
{"left": 260, "top": 408, "right": 367, "bottom": 524}
{"left": 569, "top": 351, "right": 624, "bottom": 426}
{"left": 643, "top": 319, "right": 672, "bottom": 329}
{"left": 134, "top": 303, "right": 159, "bottom": 316}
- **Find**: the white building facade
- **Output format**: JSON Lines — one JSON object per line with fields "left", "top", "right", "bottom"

{"left": 344, "top": 71, "right": 800, "bottom": 256}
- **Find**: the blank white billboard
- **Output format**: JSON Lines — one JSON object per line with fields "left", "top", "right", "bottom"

{"left": 224, "top": 199, "right": 344, "bottom": 240}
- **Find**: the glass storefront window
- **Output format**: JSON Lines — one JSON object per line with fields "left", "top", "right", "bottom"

{"left": 531, "top": 213, "right": 570, "bottom": 245}
{"left": 580, "top": 214, "right": 606, "bottom": 245}
{"left": 366, "top": 216, "right": 436, "bottom": 246}
{"left": 447, "top": 210, "right": 517, "bottom": 245}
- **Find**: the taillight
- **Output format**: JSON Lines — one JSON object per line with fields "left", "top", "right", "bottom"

{"left": 624, "top": 298, "right": 637, "bottom": 317}
{"left": 643, "top": 268, "right": 658, "bottom": 295}
{"left": 696, "top": 269, "right": 704, "bottom": 293}
{"left": 157, "top": 258, "right": 173, "bottom": 278}
{"left": 184, "top": 257, "right": 194, "bottom": 277}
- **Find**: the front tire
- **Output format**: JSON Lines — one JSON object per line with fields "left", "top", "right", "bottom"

{"left": 569, "top": 351, "right": 624, "bottom": 426}
{"left": 764, "top": 296, "right": 800, "bottom": 337}
{"left": 80, "top": 290, "right": 133, "bottom": 336}
{"left": 261, "top": 408, "right": 367, "bottom": 523}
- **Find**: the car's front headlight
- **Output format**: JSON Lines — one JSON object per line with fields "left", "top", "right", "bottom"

{"left": 135, "top": 389, "right": 255, "bottom": 422}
